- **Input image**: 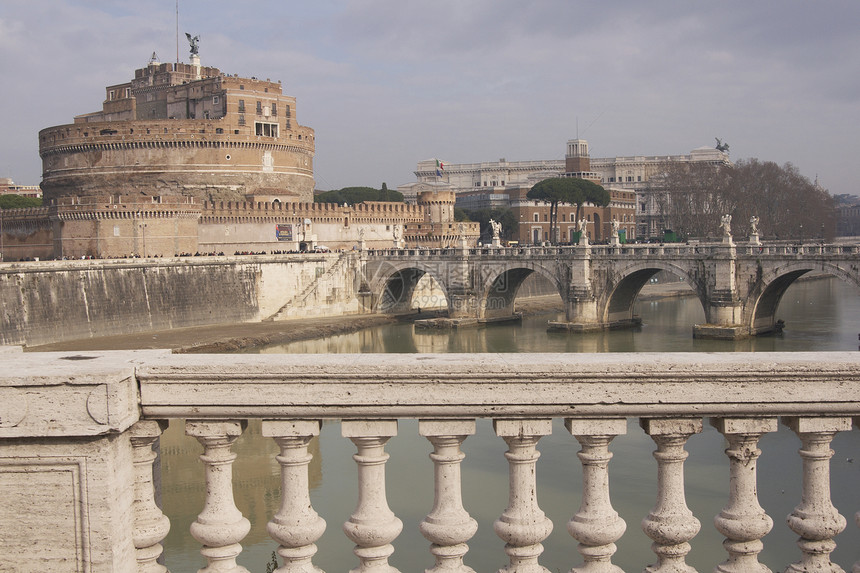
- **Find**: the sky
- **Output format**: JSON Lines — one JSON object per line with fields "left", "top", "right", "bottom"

{"left": 1, "top": 1, "right": 858, "bottom": 195}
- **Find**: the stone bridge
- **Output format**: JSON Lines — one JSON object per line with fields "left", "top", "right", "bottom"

{"left": 359, "top": 240, "right": 860, "bottom": 339}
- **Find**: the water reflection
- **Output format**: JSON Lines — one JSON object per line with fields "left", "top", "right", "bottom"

{"left": 162, "top": 277, "right": 860, "bottom": 572}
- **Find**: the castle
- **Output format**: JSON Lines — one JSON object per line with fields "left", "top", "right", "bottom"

{"left": 1, "top": 47, "right": 477, "bottom": 261}
{"left": 39, "top": 51, "right": 315, "bottom": 203}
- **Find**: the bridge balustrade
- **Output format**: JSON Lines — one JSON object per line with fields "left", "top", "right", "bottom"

{"left": 4, "top": 351, "right": 860, "bottom": 572}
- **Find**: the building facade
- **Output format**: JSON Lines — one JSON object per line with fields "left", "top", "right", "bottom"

{"left": 411, "top": 139, "right": 731, "bottom": 239}
{"left": 0, "top": 179, "right": 42, "bottom": 199}
{"left": 405, "top": 140, "right": 637, "bottom": 244}
{"left": 39, "top": 52, "right": 315, "bottom": 204}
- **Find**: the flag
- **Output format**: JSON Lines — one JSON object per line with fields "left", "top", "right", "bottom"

{"left": 436, "top": 159, "right": 444, "bottom": 179}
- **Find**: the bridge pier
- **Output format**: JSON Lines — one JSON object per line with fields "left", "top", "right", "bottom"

{"left": 693, "top": 244, "right": 750, "bottom": 339}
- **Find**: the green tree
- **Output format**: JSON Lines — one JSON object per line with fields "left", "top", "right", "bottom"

{"left": 454, "top": 207, "right": 472, "bottom": 222}
{"left": 0, "top": 195, "right": 42, "bottom": 209}
{"left": 526, "top": 178, "right": 609, "bottom": 244}
{"left": 314, "top": 186, "right": 404, "bottom": 205}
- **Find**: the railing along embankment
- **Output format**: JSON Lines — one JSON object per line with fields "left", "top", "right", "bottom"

{"left": 2, "top": 351, "right": 860, "bottom": 572}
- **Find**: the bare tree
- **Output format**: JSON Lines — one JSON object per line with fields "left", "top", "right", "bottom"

{"left": 645, "top": 159, "right": 833, "bottom": 240}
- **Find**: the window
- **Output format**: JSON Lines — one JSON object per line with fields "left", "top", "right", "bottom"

{"left": 534, "top": 213, "right": 539, "bottom": 222}
{"left": 255, "top": 122, "right": 279, "bottom": 137}
{"left": 213, "top": 95, "right": 220, "bottom": 105}
{"left": 271, "top": 103, "right": 277, "bottom": 116}
{"left": 238, "top": 99, "right": 245, "bottom": 112}
{"left": 238, "top": 115, "right": 245, "bottom": 126}
{"left": 285, "top": 105, "right": 291, "bottom": 117}
{"left": 124, "top": 88, "right": 131, "bottom": 98}
{"left": 256, "top": 101, "right": 263, "bottom": 114}
{"left": 108, "top": 90, "right": 115, "bottom": 100}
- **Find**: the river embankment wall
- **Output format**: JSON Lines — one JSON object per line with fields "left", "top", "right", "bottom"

{"left": 1, "top": 254, "right": 359, "bottom": 347}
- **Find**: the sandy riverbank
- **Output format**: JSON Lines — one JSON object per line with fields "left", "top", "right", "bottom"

{"left": 25, "top": 282, "right": 695, "bottom": 354}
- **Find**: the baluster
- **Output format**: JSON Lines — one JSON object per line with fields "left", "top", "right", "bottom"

{"left": 565, "top": 418, "right": 627, "bottom": 573}
{"left": 710, "top": 417, "right": 777, "bottom": 573}
{"left": 419, "top": 419, "right": 478, "bottom": 573}
{"left": 130, "top": 420, "right": 171, "bottom": 573}
{"left": 342, "top": 420, "right": 403, "bottom": 573}
{"left": 782, "top": 416, "right": 851, "bottom": 573}
{"left": 186, "top": 420, "right": 251, "bottom": 573}
{"left": 640, "top": 418, "right": 702, "bottom": 573}
{"left": 493, "top": 419, "right": 554, "bottom": 573}
{"left": 262, "top": 420, "right": 326, "bottom": 573}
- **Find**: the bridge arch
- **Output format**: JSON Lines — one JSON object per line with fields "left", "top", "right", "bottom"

{"left": 361, "top": 260, "right": 450, "bottom": 315}
{"left": 747, "top": 261, "right": 860, "bottom": 335}
{"left": 598, "top": 261, "right": 707, "bottom": 325}
{"left": 476, "top": 261, "right": 565, "bottom": 320}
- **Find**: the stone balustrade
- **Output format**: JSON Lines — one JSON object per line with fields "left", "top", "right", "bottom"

{"left": 366, "top": 242, "right": 860, "bottom": 258}
{"left": 1, "top": 350, "right": 860, "bottom": 572}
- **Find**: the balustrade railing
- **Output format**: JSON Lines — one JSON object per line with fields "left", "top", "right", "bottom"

{"left": 366, "top": 242, "right": 859, "bottom": 259}
{"left": 3, "top": 351, "right": 860, "bottom": 572}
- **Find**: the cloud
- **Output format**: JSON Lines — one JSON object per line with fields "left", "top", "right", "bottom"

{"left": 1, "top": 1, "right": 858, "bottom": 195}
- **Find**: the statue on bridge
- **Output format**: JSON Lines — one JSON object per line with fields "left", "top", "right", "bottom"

{"left": 749, "top": 215, "right": 761, "bottom": 246}
{"left": 720, "top": 214, "right": 732, "bottom": 236}
{"left": 490, "top": 219, "right": 502, "bottom": 239}
{"left": 489, "top": 219, "right": 502, "bottom": 248}
{"left": 609, "top": 218, "right": 621, "bottom": 246}
{"left": 392, "top": 224, "right": 404, "bottom": 248}
{"left": 720, "top": 214, "right": 733, "bottom": 245}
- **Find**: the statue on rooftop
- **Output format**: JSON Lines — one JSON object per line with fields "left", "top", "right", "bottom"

{"left": 185, "top": 33, "right": 200, "bottom": 56}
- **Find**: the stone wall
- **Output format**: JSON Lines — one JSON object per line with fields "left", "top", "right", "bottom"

{"left": 1, "top": 254, "right": 360, "bottom": 347}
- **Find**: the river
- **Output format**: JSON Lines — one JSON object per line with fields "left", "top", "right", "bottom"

{"left": 159, "top": 276, "right": 860, "bottom": 572}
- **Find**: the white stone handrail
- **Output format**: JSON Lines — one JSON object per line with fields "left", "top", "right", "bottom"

{"left": 2, "top": 350, "right": 860, "bottom": 572}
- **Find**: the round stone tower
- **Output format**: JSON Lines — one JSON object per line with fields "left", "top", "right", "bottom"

{"left": 417, "top": 190, "right": 456, "bottom": 223}
{"left": 39, "top": 56, "right": 315, "bottom": 203}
